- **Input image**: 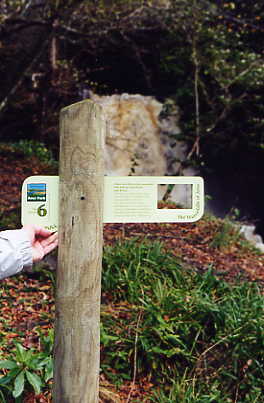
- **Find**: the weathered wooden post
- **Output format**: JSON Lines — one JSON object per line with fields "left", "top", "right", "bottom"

{"left": 54, "top": 100, "right": 105, "bottom": 402}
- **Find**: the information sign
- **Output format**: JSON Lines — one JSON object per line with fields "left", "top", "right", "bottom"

{"left": 21, "top": 176, "right": 204, "bottom": 230}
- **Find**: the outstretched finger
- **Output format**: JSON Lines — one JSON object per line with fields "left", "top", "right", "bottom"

{"left": 34, "top": 226, "right": 53, "bottom": 238}
{"left": 39, "top": 232, "right": 58, "bottom": 248}
{"left": 43, "top": 238, "right": 59, "bottom": 255}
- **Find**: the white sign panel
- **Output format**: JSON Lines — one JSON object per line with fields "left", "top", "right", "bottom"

{"left": 21, "top": 176, "right": 59, "bottom": 232}
{"left": 21, "top": 176, "right": 204, "bottom": 230}
{"left": 104, "top": 176, "right": 204, "bottom": 223}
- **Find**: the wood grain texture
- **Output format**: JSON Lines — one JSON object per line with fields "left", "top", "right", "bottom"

{"left": 54, "top": 100, "right": 105, "bottom": 403}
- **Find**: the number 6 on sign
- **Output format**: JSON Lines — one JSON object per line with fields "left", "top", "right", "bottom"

{"left": 37, "top": 204, "right": 48, "bottom": 217}
{"left": 21, "top": 175, "right": 204, "bottom": 230}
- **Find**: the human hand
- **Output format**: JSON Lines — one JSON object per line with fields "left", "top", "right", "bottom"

{"left": 22, "top": 225, "right": 58, "bottom": 263}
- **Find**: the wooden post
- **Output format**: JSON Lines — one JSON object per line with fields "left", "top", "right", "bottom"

{"left": 54, "top": 100, "right": 105, "bottom": 403}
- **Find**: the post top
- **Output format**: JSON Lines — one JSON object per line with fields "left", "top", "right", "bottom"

{"left": 61, "top": 99, "right": 102, "bottom": 114}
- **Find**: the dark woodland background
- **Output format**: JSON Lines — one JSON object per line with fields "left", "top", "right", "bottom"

{"left": 1, "top": 0, "right": 264, "bottom": 233}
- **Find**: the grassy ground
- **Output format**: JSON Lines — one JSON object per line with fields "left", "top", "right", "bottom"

{"left": 100, "top": 239, "right": 264, "bottom": 402}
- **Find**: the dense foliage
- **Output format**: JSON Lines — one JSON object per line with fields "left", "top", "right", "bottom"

{"left": 1, "top": 0, "right": 263, "bottom": 149}
{"left": 101, "top": 240, "right": 264, "bottom": 402}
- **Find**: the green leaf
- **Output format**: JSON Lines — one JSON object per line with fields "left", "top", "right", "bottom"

{"left": 0, "top": 360, "right": 18, "bottom": 370}
{"left": 44, "top": 357, "right": 53, "bottom": 382}
{"left": 0, "top": 368, "right": 21, "bottom": 385}
{"left": 25, "top": 371, "right": 42, "bottom": 394}
{"left": 0, "top": 389, "right": 7, "bottom": 403}
{"left": 12, "top": 371, "right": 25, "bottom": 398}
{"left": 27, "top": 357, "right": 42, "bottom": 371}
{"left": 14, "top": 343, "right": 27, "bottom": 363}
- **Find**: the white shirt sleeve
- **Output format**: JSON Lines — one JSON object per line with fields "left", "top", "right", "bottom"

{"left": 0, "top": 229, "right": 33, "bottom": 280}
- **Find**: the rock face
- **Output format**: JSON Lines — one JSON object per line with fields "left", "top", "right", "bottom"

{"left": 92, "top": 93, "right": 166, "bottom": 176}
{"left": 240, "top": 225, "right": 264, "bottom": 253}
{"left": 91, "top": 93, "right": 196, "bottom": 206}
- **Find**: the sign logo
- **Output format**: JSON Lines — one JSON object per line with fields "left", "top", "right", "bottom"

{"left": 27, "top": 183, "right": 46, "bottom": 202}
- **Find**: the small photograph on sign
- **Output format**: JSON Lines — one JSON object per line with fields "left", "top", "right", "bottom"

{"left": 27, "top": 183, "right": 46, "bottom": 202}
{"left": 157, "top": 184, "right": 193, "bottom": 209}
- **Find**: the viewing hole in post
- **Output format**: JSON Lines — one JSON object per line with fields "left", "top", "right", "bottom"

{"left": 157, "top": 184, "right": 193, "bottom": 209}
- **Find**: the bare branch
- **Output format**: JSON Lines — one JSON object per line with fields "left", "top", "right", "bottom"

{"left": 224, "top": 58, "right": 264, "bottom": 91}
{"left": 206, "top": 91, "right": 248, "bottom": 134}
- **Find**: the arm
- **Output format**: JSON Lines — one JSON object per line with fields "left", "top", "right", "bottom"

{"left": 0, "top": 228, "right": 32, "bottom": 279}
{"left": 0, "top": 226, "right": 58, "bottom": 280}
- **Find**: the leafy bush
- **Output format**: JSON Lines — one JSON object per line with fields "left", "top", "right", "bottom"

{"left": 0, "top": 140, "right": 57, "bottom": 167}
{"left": 101, "top": 240, "right": 264, "bottom": 401}
{"left": 209, "top": 218, "right": 241, "bottom": 250}
{"left": 0, "top": 209, "right": 20, "bottom": 231}
{"left": 0, "top": 334, "right": 53, "bottom": 401}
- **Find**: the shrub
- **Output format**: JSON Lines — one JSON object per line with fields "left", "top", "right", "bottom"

{"left": 0, "top": 334, "right": 53, "bottom": 401}
{"left": 101, "top": 240, "right": 264, "bottom": 401}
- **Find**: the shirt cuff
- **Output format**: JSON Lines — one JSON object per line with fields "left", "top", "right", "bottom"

{"left": 1, "top": 229, "right": 33, "bottom": 269}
